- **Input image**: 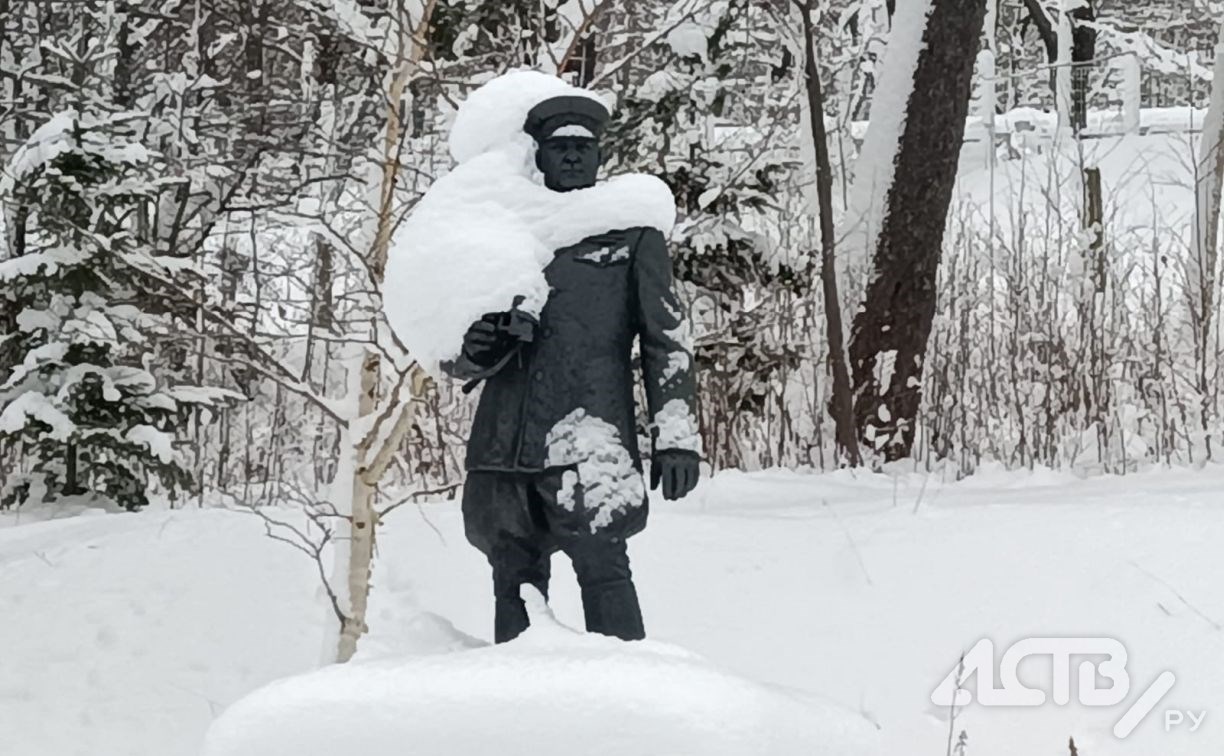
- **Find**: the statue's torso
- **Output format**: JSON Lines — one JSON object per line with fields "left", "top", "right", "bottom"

{"left": 465, "top": 228, "right": 647, "bottom": 474}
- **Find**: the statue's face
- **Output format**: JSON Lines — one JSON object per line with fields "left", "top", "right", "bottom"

{"left": 535, "top": 136, "right": 601, "bottom": 192}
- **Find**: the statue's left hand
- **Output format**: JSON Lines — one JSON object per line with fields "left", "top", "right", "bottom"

{"left": 650, "top": 450, "right": 700, "bottom": 501}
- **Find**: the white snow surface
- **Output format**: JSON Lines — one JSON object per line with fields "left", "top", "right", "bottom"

{"left": 6, "top": 465, "right": 1224, "bottom": 756}
{"left": 652, "top": 397, "right": 702, "bottom": 455}
{"left": 201, "top": 588, "right": 862, "bottom": 756}
{"left": 5, "top": 110, "right": 79, "bottom": 181}
{"left": 0, "top": 246, "right": 92, "bottom": 282}
{"left": 447, "top": 69, "right": 609, "bottom": 165}
{"left": 383, "top": 72, "right": 676, "bottom": 377}
{"left": 2, "top": 108, "right": 151, "bottom": 187}
{"left": 545, "top": 408, "right": 646, "bottom": 531}
{"left": 546, "top": 123, "right": 595, "bottom": 138}
{"left": 666, "top": 21, "right": 709, "bottom": 62}
{"left": 0, "top": 391, "right": 75, "bottom": 440}
{"left": 124, "top": 425, "right": 176, "bottom": 464}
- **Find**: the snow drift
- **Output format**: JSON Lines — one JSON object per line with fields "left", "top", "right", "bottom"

{"left": 382, "top": 70, "right": 676, "bottom": 377}
{"left": 200, "top": 589, "right": 876, "bottom": 756}
{"left": 7, "top": 467, "right": 1224, "bottom": 755}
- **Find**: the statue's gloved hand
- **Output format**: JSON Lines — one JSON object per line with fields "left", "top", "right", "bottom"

{"left": 499, "top": 308, "right": 539, "bottom": 344}
{"left": 650, "top": 449, "right": 700, "bottom": 501}
{"left": 461, "top": 314, "right": 513, "bottom": 367}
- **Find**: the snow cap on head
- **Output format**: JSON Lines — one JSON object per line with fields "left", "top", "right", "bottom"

{"left": 548, "top": 124, "right": 597, "bottom": 139}
{"left": 524, "top": 95, "right": 610, "bottom": 143}
{"left": 448, "top": 70, "right": 610, "bottom": 164}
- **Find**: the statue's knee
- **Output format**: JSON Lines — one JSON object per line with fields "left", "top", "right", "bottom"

{"left": 567, "top": 537, "right": 632, "bottom": 587}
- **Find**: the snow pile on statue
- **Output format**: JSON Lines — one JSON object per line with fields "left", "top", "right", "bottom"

{"left": 200, "top": 592, "right": 880, "bottom": 756}
{"left": 383, "top": 70, "right": 675, "bottom": 376}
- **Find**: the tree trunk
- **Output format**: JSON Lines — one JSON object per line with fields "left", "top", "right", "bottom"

{"left": 798, "top": 0, "right": 860, "bottom": 467}
{"left": 847, "top": 0, "right": 987, "bottom": 462}
{"left": 332, "top": 0, "right": 437, "bottom": 664}
{"left": 63, "top": 440, "right": 79, "bottom": 495}
{"left": 1022, "top": 0, "right": 1094, "bottom": 133}
{"left": 1069, "top": 2, "right": 1096, "bottom": 135}
{"left": 1020, "top": 0, "right": 1057, "bottom": 63}
{"left": 1193, "top": 24, "right": 1224, "bottom": 451}
{"left": 336, "top": 351, "right": 380, "bottom": 663}
{"left": 1081, "top": 167, "right": 1109, "bottom": 458}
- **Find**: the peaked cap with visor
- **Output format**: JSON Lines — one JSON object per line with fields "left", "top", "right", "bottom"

{"left": 524, "top": 95, "right": 611, "bottom": 142}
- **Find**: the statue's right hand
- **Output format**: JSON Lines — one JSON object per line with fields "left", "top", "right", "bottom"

{"left": 462, "top": 316, "right": 506, "bottom": 366}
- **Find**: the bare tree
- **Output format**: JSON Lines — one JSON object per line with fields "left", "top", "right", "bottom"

{"left": 1190, "top": 22, "right": 1224, "bottom": 453}
{"left": 796, "top": 0, "right": 860, "bottom": 467}
{"left": 332, "top": 0, "right": 439, "bottom": 664}
{"left": 847, "top": 0, "right": 988, "bottom": 461}
{"left": 1020, "top": 0, "right": 1097, "bottom": 132}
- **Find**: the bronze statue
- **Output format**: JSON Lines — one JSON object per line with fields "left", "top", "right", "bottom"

{"left": 444, "top": 94, "right": 701, "bottom": 643}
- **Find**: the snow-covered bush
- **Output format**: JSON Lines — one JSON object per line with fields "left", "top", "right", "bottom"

{"left": 0, "top": 110, "right": 232, "bottom": 510}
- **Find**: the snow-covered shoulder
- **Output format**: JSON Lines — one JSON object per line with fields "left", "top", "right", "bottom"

{"left": 201, "top": 589, "right": 876, "bottom": 756}
{"left": 382, "top": 70, "right": 676, "bottom": 379}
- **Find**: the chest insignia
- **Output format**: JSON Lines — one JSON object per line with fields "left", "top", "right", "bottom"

{"left": 578, "top": 244, "right": 631, "bottom": 264}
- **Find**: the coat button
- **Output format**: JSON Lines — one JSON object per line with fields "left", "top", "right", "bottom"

{"left": 534, "top": 370, "right": 545, "bottom": 382}
{"left": 542, "top": 327, "right": 553, "bottom": 338}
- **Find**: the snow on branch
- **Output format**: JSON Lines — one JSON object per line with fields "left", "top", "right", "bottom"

{"left": 1087, "top": 20, "right": 1216, "bottom": 81}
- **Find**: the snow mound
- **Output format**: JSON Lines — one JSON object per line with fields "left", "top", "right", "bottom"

{"left": 201, "top": 590, "right": 876, "bottom": 756}
{"left": 383, "top": 72, "right": 676, "bottom": 377}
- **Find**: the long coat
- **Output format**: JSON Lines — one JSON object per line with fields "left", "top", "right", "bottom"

{"left": 444, "top": 226, "right": 698, "bottom": 548}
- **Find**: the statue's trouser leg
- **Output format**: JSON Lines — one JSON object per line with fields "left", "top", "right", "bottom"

{"left": 562, "top": 537, "right": 645, "bottom": 641}
{"left": 464, "top": 472, "right": 554, "bottom": 643}
{"left": 490, "top": 535, "right": 551, "bottom": 643}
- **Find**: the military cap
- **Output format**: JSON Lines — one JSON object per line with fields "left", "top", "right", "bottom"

{"left": 523, "top": 95, "right": 610, "bottom": 142}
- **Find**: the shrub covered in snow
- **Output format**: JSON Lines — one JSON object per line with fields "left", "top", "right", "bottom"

{"left": 0, "top": 109, "right": 238, "bottom": 510}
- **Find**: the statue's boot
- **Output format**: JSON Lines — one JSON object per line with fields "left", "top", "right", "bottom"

{"left": 567, "top": 536, "right": 645, "bottom": 640}
{"left": 580, "top": 577, "right": 645, "bottom": 641}
{"left": 491, "top": 537, "right": 551, "bottom": 643}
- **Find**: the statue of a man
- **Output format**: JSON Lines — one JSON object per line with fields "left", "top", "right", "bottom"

{"left": 442, "top": 94, "right": 701, "bottom": 643}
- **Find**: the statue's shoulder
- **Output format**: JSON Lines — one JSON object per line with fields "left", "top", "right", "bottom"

{"left": 581, "top": 226, "right": 664, "bottom": 250}
{"left": 570, "top": 227, "right": 667, "bottom": 269}
{"left": 582, "top": 228, "right": 638, "bottom": 244}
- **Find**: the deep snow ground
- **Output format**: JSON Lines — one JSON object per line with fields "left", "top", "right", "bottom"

{"left": 2, "top": 465, "right": 1223, "bottom": 755}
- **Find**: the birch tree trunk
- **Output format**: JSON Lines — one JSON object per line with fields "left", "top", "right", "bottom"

{"left": 1055, "top": 0, "right": 1074, "bottom": 139}
{"left": 846, "top": 0, "right": 987, "bottom": 462}
{"left": 330, "top": 0, "right": 590, "bottom": 663}
{"left": 333, "top": 0, "right": 437, "bottom": 665}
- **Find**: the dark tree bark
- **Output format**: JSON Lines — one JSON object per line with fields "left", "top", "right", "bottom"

{"left": 113, "top": 4, "right": 137, "bottom": 108}
{"left": 797, "top": 0, "right": 860, "bottom": 467}
{"left": 1071, "top": 3, "right": 1097, "bottom": 64}
{"left": 1021, "top": 0, "right": 1096, "bottom": 131}
{"left": 847, "top": 0, "right": 987, "bottom": 461}
{"left": 1069, "top": 2, "right": 1097, "bottom": 132}
{"left": 1020, "top": 0, "right": 1058, "bottom": 63}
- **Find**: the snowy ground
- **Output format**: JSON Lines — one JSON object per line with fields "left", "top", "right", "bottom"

{"left": 3, "top": 464, "right": 1222, "bottom": 755}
